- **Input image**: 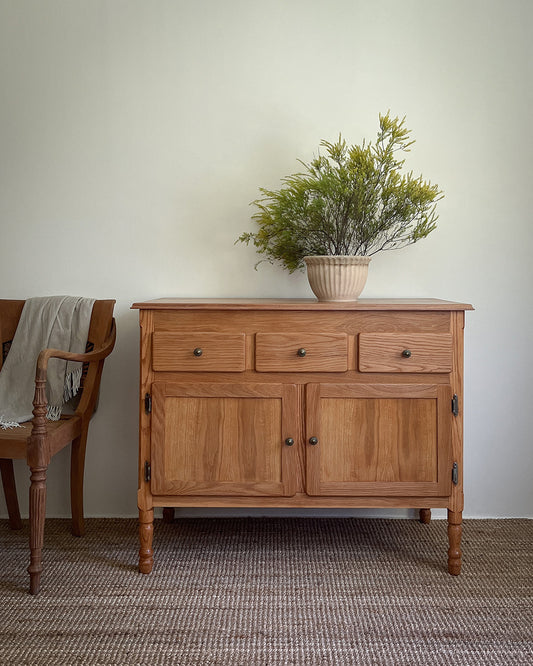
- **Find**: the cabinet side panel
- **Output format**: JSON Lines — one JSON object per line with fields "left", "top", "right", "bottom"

{"left": 449, "top": 311, "right": 465, "bottom": 513}
{"left": 138, "top": 310, "right": 154, "bottom": 511}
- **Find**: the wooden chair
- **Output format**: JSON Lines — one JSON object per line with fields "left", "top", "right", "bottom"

{"left": 0, "top": 299, "right": 116, "bottom": 594}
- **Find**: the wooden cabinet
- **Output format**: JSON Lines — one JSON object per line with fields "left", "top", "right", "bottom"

{"left": 132, "top": 298, "right": 472, "bottom": 576}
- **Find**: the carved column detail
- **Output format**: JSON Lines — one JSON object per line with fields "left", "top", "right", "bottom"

{"left": 27, "top": 371, "right": 50, "bottom": 595}
{"left": 28, "top": 466, "right": 47, "bottom": 595}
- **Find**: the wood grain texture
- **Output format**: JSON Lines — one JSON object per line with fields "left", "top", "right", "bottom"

{"left": 151, "top": 383, "right": 298, "bottom": 497}
{"left": 306, "top": 383, "right": 450, "bottom": 497}
{"left": 150, "top": 494, "right": 450, "bottom": 509}
{"left": 319, "top": 397, "right": 438, "bottom": 483}
{"left": 153, "top": 332, "right": 245, "bottom": 372}
{"left": 138, "top": 309, "right": 154, "bottom": 518}
{"left": 255, "top": 333, "right": 347, "bottom": 372}
{"left": 449, "top": 311, "right": 465, "bottom": 514}
{"left": 359, "top": 333, "right": 453, "bottom": 373}
{"left": 150, "top": 310, "right": 453, "bottom": 337}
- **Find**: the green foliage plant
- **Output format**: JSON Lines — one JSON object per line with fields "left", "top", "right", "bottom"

{"left": 238, "top": 112, "right": 443, "bottom": 273}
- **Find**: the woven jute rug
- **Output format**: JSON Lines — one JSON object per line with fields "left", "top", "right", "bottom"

{"left": 0, "top": 517, "right": 531, "bottom": 665}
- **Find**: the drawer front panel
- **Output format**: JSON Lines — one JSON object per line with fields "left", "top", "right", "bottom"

{"left": 255, "top": 333, "right": 348, "bottom": 372}
{"left": 152, "top": 332, "right": 245, "bottom": 371}
{"left": 358, "top": 333, "right": 453, "bottom": 373}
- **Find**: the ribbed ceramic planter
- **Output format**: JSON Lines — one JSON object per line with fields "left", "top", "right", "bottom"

{"left": 304, "top": 255, "right": 371, "bottom": 302}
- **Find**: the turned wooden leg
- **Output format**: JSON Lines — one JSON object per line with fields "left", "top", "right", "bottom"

{"left": 0, "top": 459, "right": 23, "bottom": 530}
{"left": 419, "top": 508, "right": 431, "bottom": 524}
{"left": 447, "top": 509, "right": 462, "bottom": 575}
{"left": 162, "top": 507, "right": 175, "bottom": 523}
{"left": 28, "top": 465, "right": 47, "bottom": 595}
{"left": 71, "top": 428, "right": 89, "bottom": 537}
{"left": 139, "top": 508, "right": 154, "bottom": 574}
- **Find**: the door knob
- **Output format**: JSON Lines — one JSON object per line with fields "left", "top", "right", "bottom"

{"left": 402, "top": 349, "right": 412, "bottom": 358}
{"left": 297, "top": 348, "right": 307, "bottom": 357}
{"left": 309, "top": 437, "right": 318, "bottom": 446}
{"left": 193, "top": 348, "right": 203, "bottom": 357}
{"left": 285, "top": 438, "right": 294, "bottom": 447}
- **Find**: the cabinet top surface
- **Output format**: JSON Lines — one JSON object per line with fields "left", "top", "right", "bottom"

{"left": 131, "top": 298, "right": 473, "bottom": 311}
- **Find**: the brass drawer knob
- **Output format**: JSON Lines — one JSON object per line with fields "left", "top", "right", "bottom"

{"left": 309, "top": 436, "right": 318, "bottom": 446}
{"left": 297, "top": 348, "right": 307, "bottom": 357}
{"left": 193, "top": 348, "right": 203, "bottom": 357}
{"left": 285, "top": 438, "right": 294, "bottom": 447}
{"left": 402, "top": 349, "right": 412, "bottom": 358}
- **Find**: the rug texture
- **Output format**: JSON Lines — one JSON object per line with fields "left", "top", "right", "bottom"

{"left": 0, "top": 517, "right": 531, "bottom": 665}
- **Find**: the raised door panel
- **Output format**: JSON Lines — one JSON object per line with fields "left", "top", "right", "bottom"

{"left": 306, "top": 383, "right": 451, "bottom": 496}
{"left": 151, "top": 383, "right": 298, "bottom": 496}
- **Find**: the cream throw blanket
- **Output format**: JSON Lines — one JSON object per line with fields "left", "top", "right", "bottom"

{"left": 0, "top": 296, "right": 95, "bottom": 429}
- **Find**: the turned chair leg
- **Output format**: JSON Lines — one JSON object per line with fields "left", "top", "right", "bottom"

{"left": 28, "top": 465, "right": 47, "bottom": 595}
{"left": 0, "top": 459, "right": 23, "bottom": 530}
{"left": 419, "top": 508, "right": 431, "bottom": 524}
{"left": 71, "top": 428, "right": 89, "bottom": 537}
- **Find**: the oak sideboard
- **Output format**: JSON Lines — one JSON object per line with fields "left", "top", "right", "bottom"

{"left": 132, "top": 298, "right": 473, "bottom": 575}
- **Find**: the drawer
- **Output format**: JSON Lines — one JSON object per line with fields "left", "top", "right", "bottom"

{"left": 255, "top": 333, "right": 348, "bottom": 372}
{"left": 152, "top": 332, "right": 245, "bottom": 371}
{"left": 358, "top": 333, "right": 453, "bottom": 373}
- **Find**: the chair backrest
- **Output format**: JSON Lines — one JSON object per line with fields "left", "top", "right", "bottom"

{"left": 0, "top": 298, "right": 115, "bottom": 417}
{"left": 0, "top": 300, "right": 25, "bottom": 371}
{"left": 76, "top": 300, "right": 115, "bottom": 416}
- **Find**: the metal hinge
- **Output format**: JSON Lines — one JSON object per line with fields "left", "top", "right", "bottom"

{"left": 144, "top": 393, "right": 152, "bottom": 414}
{"left": 452, "top": 462, "right": 459, "bottom": 485}
{"left": 144, "top": 461, "right": 151, "bottom": 482}
{"left": 452, "top": 394, "right": 459, "bottom": 416}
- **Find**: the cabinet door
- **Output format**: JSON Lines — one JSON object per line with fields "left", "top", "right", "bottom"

{"left": 306, "top": 383, "right": 451, "bottom": 497}
{"left": 151, "top": 383, "right": 298, "bottom": 496}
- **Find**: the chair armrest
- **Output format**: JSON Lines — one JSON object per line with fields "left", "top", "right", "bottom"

{"left": 27, "top": 318, "right": 116, "bottom": 461}
{"left": 34, "top": 318, "right": 116, "bottom": 382}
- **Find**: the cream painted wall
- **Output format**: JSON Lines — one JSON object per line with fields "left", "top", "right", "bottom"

{"left": 1, "top": 0, "right": 532, "bottom": 520}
